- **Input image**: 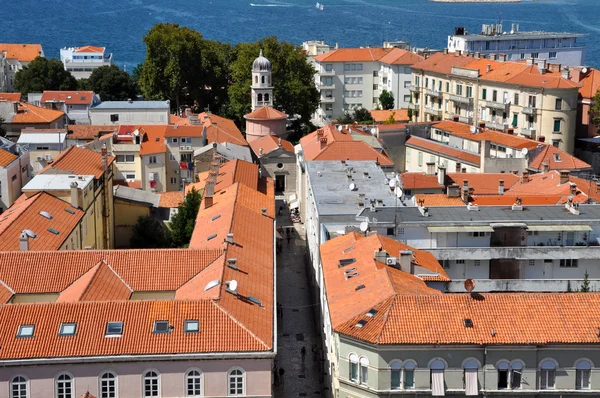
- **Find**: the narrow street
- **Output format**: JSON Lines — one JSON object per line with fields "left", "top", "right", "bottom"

{"left": 275, "top": 200, "right": 326, "bottom": 397}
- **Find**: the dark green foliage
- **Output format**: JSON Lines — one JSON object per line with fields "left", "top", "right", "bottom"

{"left": 130, "top": 216, "right": 171, "bottom": 248}
{"left": 14, "top": 57, "right": 77, "bottom": 95}
{"left": 169, "top": 188, "right": 202, "bottom": 248}
{"left": 379, "top": 89, "right": 394, "bottom": 110}
{"left": 83, "top": 65, "right": 138, "bottom": 101}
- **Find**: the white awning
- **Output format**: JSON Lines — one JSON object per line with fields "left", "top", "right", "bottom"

{"left": 490, "top": 223, "right": 528, "bottom": 228}
{"left": 428, "top": 226, "right": 494, "bottom": 233}
{"left": 289, "top": 201, "right": 299, "bottom": 209}
{"left": 527, "top": 225, "right": 592, "bottom": 232}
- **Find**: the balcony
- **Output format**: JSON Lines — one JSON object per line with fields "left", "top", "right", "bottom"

{"left": 485, "top": 121, "right": 508, "bottom": 131}
{"left": 520, "top": 127, "right": 536, "bottom": 137}
{"left": 449, "top": 94, "right": 473, "bottom": 105}
{"left": 320, "top": 69, "right": 335, "bottom": 76}
{"left": 319, "top": 83, "right": 335, "bottom": 90}
{"left": 179, "top": 145, "right": 194, "bottom": 152}
{"left": 448, "top": 114, "right": 472, "bottom": 124}
{"left": 522, "top": 106, "right": 537, "bottom": 115}
{"left": 485, "top": 100, "right": 509, "bottom": 111}
{"left": 408, "top": 84, "right": 420, "bottom": 93}
{"left": 408, "top": 103, "right": 418, "bottom": 110}
{"left": 320, "top": 96, "right": 335, "bottom": 103}
{"left": 425, "top": 107, "right": 442, "bottom": 117}
{"left": 425, "top": 88, "right": 442, "bottom": 98}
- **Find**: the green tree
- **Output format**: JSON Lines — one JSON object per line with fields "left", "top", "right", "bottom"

{"left": 354, "top": 107, "right": 373, "bottom": 124}
{"left": 591, "top": 90, "right": 600, "bottom": 131}
{"left": 14, "top": 57, "right": 77, "bottom": 95}
{"left": 581, "top": 270, "right": 591, "bottom": 292}
{"left": 83, "top": 65, "right": 138, "bottom": 101}
{"left": 379, "top": 89, "right": 395, "bottom": 110}
{"left": 169, "top": 188, "right": 202, "bottom": 247}
{"left": 130, "top": 215, "right": 171, "bottom": 248}
{"left": 227, "top": 37, "right": 319, "bottom": 126}
{"left": 139, "top": 23, "right": 205, "bottom": 112}
{"left": 384, "top": 112, "right": 396, "bottom": 125}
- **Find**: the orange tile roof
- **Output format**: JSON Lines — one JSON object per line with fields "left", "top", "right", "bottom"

{"left": 471, "top": 195, "right": 564, "bottom": 206}
{"left": 447, "top": 172, "right": 521, "bottom": 195}
{"left": 529, "top": 145, "right": 591, "bottom": 171}
{"left": 370, "top": 109, "right": 409, "bottom": 123}
{"left": 42, "top": 145, "right": 115, "bottom": 179}
{"left": 198, "top": 112, "right": 248, "bottom": 147}
{"left": 41, "top": 91, "right": 95, "bottom": 105}
{"left": 503, "top": 171, "right": 599, "bottom": 204}
{"left": 158, "top": 191, "right": 184, "bottom": 208}
{"left": 11, "top": 103, "right": 64, "bottom": 124}
{"left": 0, "top": 281, "right": 14, "bottom": 304}
{"left": 249, "top": 135, "right": 294, "bottom": 156}
{"left": 406, "top": 136, "right": 480, "bottom": 166}
{"left": 187, "top": 159, "right": 259, "bottom": 196}
{"left": 114, "top": 180, "right": 142, "bottom": 189}
{"left": 0, "top": 192, "right": 84, "bottom": 251}
{"left": 301, "top": 125, "right": 393, "bottom": 165}
{"left": 126, "top": 125, "right": 167, "bottom": 155}
{"left": 68, "top": 125, "right": 114, "bottom": 140}
{"left": 170, "top": 114, "right": 190, "bottom": 126}
{"left": 578, "top": 68, "right": 600, "bottom": 99}
{"left": 0, "top": 44, "right": 43, "bottom": 62}
{"left": 411, "top": 52, "right": 474, "bottom": 74}
{"left": 433, "top": 120, "right": 539, "bottom": 150}
{"left": 0, "top": 148, "right": 18, "bottom": 167}
{"left": 244, "top": 106, "right": 287, "bottom": 120}
{"left": 413, "top": 194, "right": 464, "bottom": 207}
{"left": 378, "top": 48, "right": 424, "bottom": 66}
{"left": 314, "top": 48, "right": 393, "bottom": 62}
{"left": 399, "top": 172, "right": 441, "bottom": 189}
{"left": 0, "top": 93, "right": 21, "bottom": 102}
{"left": 74, "top": 46, "right": 104, "bottom": 53}
{"left": 56, "top": 260, "right": 132, "bottom": 302}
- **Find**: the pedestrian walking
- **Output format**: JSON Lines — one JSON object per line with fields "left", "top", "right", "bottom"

{"left": 301, "top": 346, "right": 306, "bottom": 361}
{"left": 278, "top": 367, "right": 285, "bottom": 386}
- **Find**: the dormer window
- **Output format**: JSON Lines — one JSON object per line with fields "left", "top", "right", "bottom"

{"left": 153, "top": 320, "right": 170, "bottom": 334}
{"left": 17, "top": 324, "right": 34, "bottom": 338}
{"left": 105, "top": 321, "right": 123, "bottom": 337}
{"left": 59, "top": 323, "right": 77, "bottom": 336}
{"left": 185, "top": 320, "right": 199, "bottom": 333}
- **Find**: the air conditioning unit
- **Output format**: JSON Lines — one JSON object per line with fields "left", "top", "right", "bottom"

{"left": 386, "top": 257, "right": 398, "bottom": 266}
{"left": 148, "top": 172, "right": 155, "bottom": 181}
{"left": 36, "top": 156, "right": 44, "bottom": 162}
{"left": 44, "top": 154, "right": 53, "bottom": 161}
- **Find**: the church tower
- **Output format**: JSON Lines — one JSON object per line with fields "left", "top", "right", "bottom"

{"left": 251, "top": 49, "right": 273, "bottom": 111}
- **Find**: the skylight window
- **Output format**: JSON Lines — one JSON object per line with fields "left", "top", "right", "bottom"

{"left": 355, "top": 320, "right": 367, "bottom": 328}
{"left": 207, "top": 233, "right": 217, "bottom": 241}
{"left": 366, "top": 309, "right": 378, "bottom": 317}
{"left": 338, "top": 258, "right": 356, "bottom": 268}
{"left": 211, "top": 214, "right": 221, "bottom": 221}
{"left": 59, "top": 323, "right": 77, "bottom": 336}
{"left": 48, "top": 228, "right": 60, "bottom": 235}
{"left": 355, "top": 284, "right": 366, "bottom": 291}
{"left": 204, "top": 279, "right": 220, "bottom": 291}
{"left": 343, "top": 246, "right": 355, "bottom": 253}
{"left": 39, "top": 211, "right": 52, "bottom": 219}
{"left": 248, "top": 296, "right": 263, "bottom": 307}
{"left": 554, "top": 154, "right": 562, "bottom": 162}
{"left": 184, "top": 320, "right": 199, "bottom": 333}
{"left": 17, "top": 324, "right": 35, "bottom": 338}
{"left": 153, "top": 320, "right": 170, "bottom": 334}
{"left": 105, "top": 321, "right": 123, "bottom": 337}
{"left": 64, "top": 208, "right": 76, "bottom": 214}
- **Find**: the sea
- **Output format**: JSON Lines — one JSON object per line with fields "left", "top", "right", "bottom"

{"left": 2, "top": 0, "right": 600, "bottom": 71}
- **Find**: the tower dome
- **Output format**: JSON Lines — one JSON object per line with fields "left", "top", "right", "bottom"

{"left": 252, "top": 49, "right": 271, "bottom": 72}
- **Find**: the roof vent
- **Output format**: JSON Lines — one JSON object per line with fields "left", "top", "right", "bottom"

{"left": 355, "top": 284, "right": 366, "bottom": 291}
{"left": 247, "top": 296, "right": 263, "bottom": 307}
{"left": 64, "top": 208, "right": 76, "bottom": 215}
{"left": 227, "top": 258, "right": 238, "bottom": 270}
{"left": 204, "top": 279, "right": 220, "bottom": 291}
{"left": 261, "top": 208, "right": 268, "bottom": 216}
{"left": 338, "top": 258, "right": 356, "bottom": 268}
{"left": 48, "top": 228, "right": 60, "bottom": 235}
{"left": 226, "top": 233, "right": 234, "bottom": 244}
{"left": 39, "top": 211, "right": 52, "bottom": 219}
{"left": 355, "top": 320, "right": 367, "bottom": 328}
{"left": 207, "top": 233, "right": 217, "bottom": 241}
{"left": 464, "top": 318, "right": 473, "bottom": 328}
{"left": 467, "top": 203, "right": 479, "bottom": 211}
{"left": 366, "top": 309, "right": 378, "bottom": 317}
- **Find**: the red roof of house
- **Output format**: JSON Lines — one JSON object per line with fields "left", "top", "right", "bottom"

{"left": 0, "top": 44, "right": 43, "bottom": 62}
{"left": 68, "top": 125, "right": 115, "bottom": 140}
{"left": 41, "top": 91, "right": 95, "bottom": 106}
{"left": 0, "top": 148, "right": 18, "bottom": 167}
{"left": 371, "top": 109, "right": 409, "bottom": 123}
{"left": 447, "top": 172, "right": 521, "bottom": 195}
{"left": 399, "top": 172, "right": 441, "bottom": 190}
{"left": 74, "top": 46, "right": 104, "bottom": 53}
{"left": 314, "top": 48, "right": 393, "bottom": 63}
{"left": 249, "top": 135, "right": 294, "bottom": 156}
{"left": 158, "top": 191, "right": 184, "bottom": 208}
{"left": 406, "top": 135, "right": 480, "bottom": 166}
{"left": 0, "top": 93, "right": 21, "bottom": 102}
{"left": 244, "top": 106, "right": 287, "bottom": 120}
{"left": 433, "top": 120, "right": 539, "bottom": 150}
{"left": 378, "top": 48, "right": 424, "bottom": 66}
{"left": 529, "top": 145, "right": 591, "bottom": 171}
{"left": 578, "top": 68, "right": 600, "bottom": 99}
{"left": 41, "top": 145, "right": 115, "bottom": 179}
{"left": 198, "top": 113, "right": 248, "bottom": 146}
{"left": 11, "top": 103, "right": 64, "bottom": 124}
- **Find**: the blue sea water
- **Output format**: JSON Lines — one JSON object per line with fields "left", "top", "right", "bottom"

{"left": 2, "top": 0, "right": 600, "bottom": 70}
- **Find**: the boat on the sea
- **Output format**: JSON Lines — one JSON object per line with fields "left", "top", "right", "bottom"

{"left": 316, "top": 2, "right": 320, "bottom": 8}
{"left": 316, "top": 2, "right": 324, "bottom": 10}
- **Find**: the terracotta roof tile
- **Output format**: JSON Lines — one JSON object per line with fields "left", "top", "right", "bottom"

{"left": 42, "top": 145, "right": 114, "bottom": 179}
{"left": 529, "top": 145, "right": 591, "bottom": 171}
{"left": 158, "top": 191, "right": 184, "bottom": 208}
{"left": 400, "top": 172, "right": 441, "bottom": 189}
{"left": 68, "top": 125, "right": 114, "bottom": 140}
{"left": 578, "top": 68, "right": 600, "bottom": 99}
{"left": 471, "top": 195, "right": 564, "bottom": 206}
{"left": 413, "top": 194, "right": 464, "bottom": 207}
{"left": 0, "top": 93, "right": 21, "bottom": 102}
{"left": 378, "top": 48, "right": 424, "bottom": 66}
{"left": 505, "top": 171, "right": 599, "bottom": 204}
{"left": 56, "top": 261, "right": 132, "bottom": 302}
{"left": 244, "top": 106, "right": 286, "bottom": 120}
{"left": 370, "top": 109, "right": 409, "bottom": 123}
{"left": 411, "top": 52, "right": 474, "bottom": 74}
{"left": 41, "top": 91, "right": 95, "bottom": 106}
{"left": 406, "top": 136, "right": 480, "bottom": 166}
{"left": 314, "top": 48, "right": 393, "bottom": 63}
{"left": 0, "top": 44, "right": 43, "bottom": 62}
{"left": 433, "top": 120, "right": 539, "bottom": 150}
{"left": 114, "top": 180, "right": 142, "bottom": 189}
{"left": 447, "top": 172, "right": 521, "bottom": 195}
{"left": 0, "top": 192, "right": 84, "bottom": 251}
{"left": 11, "top": 103, "right": 64, "bottom": 124}
{"left": 0, "top": 148, "right": 18, "bottom": 167}
{"left": 197, "top": 113, "right": 248, "bottom": 146}
{"left": 249, "top": 135, "right": 294, "bottom": 156}
{"left": 187, "top": 160, "right": 259, "bottom": 196}
{"left": 74, "top": 46, "right": 104, "bottom": 53}
{"left": 0, "top": 281, "right": 14, "bottom": 304}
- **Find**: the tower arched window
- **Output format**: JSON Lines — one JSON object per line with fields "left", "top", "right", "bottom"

{"left": 56, "top": 373, "right": 73, "bottom": 398}
{"left": 463, "top": 359, "right": 479, "bottom": 396}
{"left": 143, "top": 370, "right": 160, "bottom": 397}
{"left": 100, "top": 371, "right": 117, "bottom": 398}
{"left": 264, "top": 93, "right": 269, "bottom": 103}
{"left": 11, "top": 376, "right": 28, "bottom": 398}
{"left": 257, "top": 93, "right": 263, "bottom": 102}
{"left": 255, "top": 76, "right": 258, "bottom": 84}
{"left": 430, "top": 359, "right": 445, "bottom": 396}
{"left": 261, "top": 76, "right": 265, "bottom": 84}
{"left": 576, "top": 360, "right": 592, "bottom": 390}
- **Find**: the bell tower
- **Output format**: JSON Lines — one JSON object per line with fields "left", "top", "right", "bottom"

{"left": 251, "top": 49, "right": 273, "bottom": 110}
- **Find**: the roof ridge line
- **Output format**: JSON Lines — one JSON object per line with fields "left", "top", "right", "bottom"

{"left": 76, "top": 260, "right": 105, "bottom": 301}
{"left": 104, "top": 261, "right": 134, "bottom": 294}
{"left": 211, "top": 300, "right": 270, "bottom": 350}
{"left": 0, "top": 278, "right": 15, "bottom": 295}
{"left": 375, "top": 295, "right": 397, "bottom": 344}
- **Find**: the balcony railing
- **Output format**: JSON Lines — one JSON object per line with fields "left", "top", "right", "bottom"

{"left": 425, "top": 107, "right": 442, "bottom": 117}
{"left": 520, "top": 127, "right": 536, "bottom": 137}
{"left": 522, "top": 106, "right": 537, "bottom": 115}
{"left": 408, "top": 103, "right": 418, "bottom": 110}
{"left": 179, "top": 145, "right": 194, "bottom": 152}
{"left": 448, "top": 114, "right": 472, "bottom": 124}
{"left": 425, "top": 88, "right": 442, "bottom": 98}
{"left": 485, "top": 121, "right": 508, "bottom": 131}
{"left": 320, "top": 96, "right": 335, "bottom": 103}
{"left": 485, "top": 100, "right": 509, "bottom": 110}
{"left": 409, "top": 84, "right": 420, "bottom": 93}
{"left": 449, "top": 94, "right": 473, "bottom": 105}
{"left": 319, "top": 83, "right": 335, "bottom": 90}
{"left": 321, "top": 69, "right": 335, "bottom": 76}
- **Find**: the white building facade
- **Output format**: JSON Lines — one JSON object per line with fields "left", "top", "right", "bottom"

{"left": 60, "top": 46, "right": 114, "bottom": 79}
{"left": 90, "top": 101, "right": 170, "bottom": 125}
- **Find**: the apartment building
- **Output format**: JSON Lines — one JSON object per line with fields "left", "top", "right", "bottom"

{"left": 312, "top": 48, "right": 419, "bottom": 123}
{"left": 574, "top": 67, "right": 600, "bottom": 139}
{"left": 37, "top": 90, "right": 101, "bottom": 124}
{"left": 0, "top": 43, "right": 44, "bottom": 92}
{"left": 448, "top": 24, "right": 586, "bottom": 66}
{"left": 411, "top": 52, "right": 579, "bottom": 153}
{"left": 17, "top": 129, "right": 67, "bottom": 174}
{"left": 59, "top": 45, "right": 114, "bottom": 79}
{"left": 90, "top": 101, "right": 170, "bottom": 125}
{"left": 0, "top": 137, "right": 30, "bottom": 211}
{"left": 250, "top": 135, "right": 295, "bottom": 197}
{"left": 0, "top": 101, "right": 65, "bottom": 139}
{"left": 320, "top": 232, "right": 600, "bottom": 398}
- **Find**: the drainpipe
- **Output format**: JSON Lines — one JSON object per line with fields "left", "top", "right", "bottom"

{"left": 483, "top": 346, "right": 487, "bottom": 397}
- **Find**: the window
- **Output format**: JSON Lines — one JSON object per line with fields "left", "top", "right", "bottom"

{"left": 466, "top": 86, "right": 473, "bottom": 98}
{"left": 514, "top": 93, "right": 519, "bottom": 106}
{"left": 106, "top": 321, "right": 123, "bottom": 336}
{"left": 373, "top": 84, "right": 378, "bottom": 90}
{"left": 550, "top": 51, "right": 557, "bottom": 59}
{"left": 261, "top": 76, "right": 265, "bottom": 84}
{"left": 446, "top": 82, "right": 450, "bottom": 92}
{"left": 171, "top": 177, "right": 177, "bottom": 185}
{"left": 430, "top": 360, "right": 445, "bottom": 396}
{"left": 264, "top": 93, "right": 269, "bottom": 102}
{"left": 552, "top": 140, "right": 561, "bottom": 148}
{"left": 257, "top": 93, "right": 263, "bottom": 102}
{"left": 125, "top": 173, "right": 136, "bottom": 180}
{"left": 149, "top": 156, "right": 157, "bottom": 164}
{"left": 11, "top": 376, "right": 28, "bottom": 398}
{"left": 576, "top": 360, "right": 591, "bottom": 390}
{"left": 56, "top": 373, "right": 73, "bottom": 398}
{"left": 511, "top": 362, "right": 523, "bottom": 389}
{"left": 153, "top": 320, "right": 170, "bottom": 334}
{"left": 456, "top": 259, "right": 465, "bottom": 264}
{"left": 482, "top": 88, "right": 487, "bottom": 100}
{"left": 373, "top": 71, "right": 379, "bottom": 77}
{"left": 228, "top": 368, "right": 244, "bottom": 396}
{"left": 185, "top": 320, "right": 199, "bottom": 333}
{"left": 497, "top": 361, "right": 509, "bottom": 389}
{"left": 418, "top": 152, "right": 423, "bottom": 167}
{"left": 59, "top": 323, "right": 77, "bottom": 336}
{"left": 360, "top": 357, "right": 369, "bottom": 385}
{"left": 464, "top": 359, "right": 479, "bottom": 396}
{"left": 404, "top": 361, "right": 416, "bottom": 389}
{"left": 528, "top": 259, "right": 535, "bottom": 266}
{"left": 560, "top": 259, "right": 578, "bottom": 268}
{"left": 492, "top": 90, "right": 498, "bottom": 102}
{"left": 100, "top": 372, "right": 117, "bottom": 398}
{"left": 456, "top": 84, "right": 463, "bottom": 96}
{"left": 349, "top": 353, "right": 359, "bottom": 382}
{"left": 186, "top": 370, "right": 202, "bottom": 396}
{"left": 325, "top": 64, "right": 333, "bottom": 72}
{"left": 143, "top": 371, "right": 160, "bottom": 397}
{"left": 540, "top": 360, "right": 556, "bottom": 390}
{"left": 17, "top": 324, "right": 34, "bottom": 338}
{"left": 531, "top": 53, "right": 539, "bottom": 59}
{"left": 441, "top": 260, "right": 450, "bottom": 269}
{"left": 474, "top": 260, "right": 481, "bottom": 267}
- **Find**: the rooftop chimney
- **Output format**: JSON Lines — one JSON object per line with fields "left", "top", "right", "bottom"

{"left": 526, "top": 57, "right": 534, "bottom": 66}
{"left": 70, "top": 181, "right": 79, "bottom": 208}
{"left": 19, "top": 231, "right": 29, "bottom": 251}
{"left": 101, "top": 144, "right": 108, "bottom": 172}
{"left": 399, "top": 250, "right": 413, "bottom": 274}
{"left": 498, "top": 179, "right": 505, "bottom": 195}
{"left": 426, "top": 162, "right": 435, "bottom": 176}
{"left": 562, "top": 67, "right": 571, "bottom": 80}
{"left": 226, "top": 233, "right": 234, "bottom": 244}
{"left": 486, "top": 64, "right": 491, "bottom": 73}
{"left": 560, "top": 170, "right": 570, "bottom": 185}
{"left": 548, "top": 63, "right": 562, "bottom": 74}
{"left": 259, "top": 147, "right": 263, "bottom": 156}
{"left": 447, "top": 184, "right": 460, "bottom": 198}
{"left": 522, "top": 170, "right": 530, "bottom": 184}
{"left": 319, "top": 137, "right": 328, "bottom": 149}
{"left": 542, "top": 162, "right": 549, "bottom": 173}
{"left": 462, "top": 167, "right": 467, "bottom": 173}
{"left": 475, "top": 52, "right": 481, "bottom": 59}
{"left": 204, "top": 182, "right": 215, "bottom": 208}
{"left": 498, "top": 54, "right": 507, "bottom": 62}
{"left": 463, "top": 179, "right": 469, "bottom": 188}
{"left": 443, "top": 48, "right": 448, "bottom": 54}
{"left": 461, "top": 186, "right": 470, "bottom": 204}
{"left": 374, "top": 249, "right": 388, "bottom": 263}
{"left": 537, "top": 59, "right": 547, "bottom": 74}
{"left": 278, "top": 137, "right": 282, "bottom": 148}
{"left": 570, "top": 183, "right": 578, "bottom": 197}
{"left": 455, "top": 162, "right": 462, "bottom": 173}
{"left": 437, "top": 166, "right": 446, "bottom": 187}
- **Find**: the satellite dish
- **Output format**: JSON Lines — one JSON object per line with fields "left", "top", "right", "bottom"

{"left": 337, "top": 125, "right": 343, "bottom": 132}
{"left": 388, "top": 179, "right": 397, "bottom": 188}
{"left": 349, "top": 183, "right": 356, "bottom": 191}
{"left": 359, "top": 221, "right": 369, "bottom": 232}
{"left": 582, "top": 67, "right": 588, "bottom": 74}
{"left": 521, "top": 148, "right": 528, "bottom": 156}
{"left": 370, "top": 127, "right": 377, "bottom": 136}
{"left": 395, "top": 187, "right": 403, "bottom": 198}
{"left": 464, "top": 279, "right": 476, "bottom": 292}
{"left": 229, "top": 280, "right": 238, "bottom": 292}
{"left": 469, "top": 125, "right": 476, "bottom": 134}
